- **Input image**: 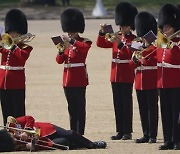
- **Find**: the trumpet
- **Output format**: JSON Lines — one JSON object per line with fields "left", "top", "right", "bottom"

{"left": 105, "top": 31, "right": 121, "bottom": 42}
{"left": 0, "top": 33, "right": 35, "bottom": 50}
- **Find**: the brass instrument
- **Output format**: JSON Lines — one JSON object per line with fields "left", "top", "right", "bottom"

{"left": 133, "top": 51, "right": 143, "bottom": 60}
{"left": 0, "top": 125, "right": 69, "bottom": 151}
{"left": 57, "top": 42, "right": 66, "bottom": 51}
{"left": 0, "top": 33, "right": 35, "bottom": 50}
{"left": 156, "top": 29, "right": 180, "bottom": 48}
{"left": 105, "top": 31, "right": 121, "bottom": 42}
{"left": 56, "top": 40, "right": 69, "bottom": 52}
{"left": 0, "top": 125, "right": 40, "bottom": 137}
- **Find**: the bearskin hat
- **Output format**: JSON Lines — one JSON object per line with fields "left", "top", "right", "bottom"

{"left": 0, "top": 129, "right": 15, "bottom": 152}
{"left": 5, "top": 9, "right": 28, "bottom": 34}
{"left": 115, "top": 2, "right": 138, "bottom": 30}
{"left": 135, "top": 11, "right": 157, "bottom": 37}
{"left": 158, "top": 3, "right": 180, "bottom": 31}
{"left": 61, "top": 8, "right": 85, "bottom": 33}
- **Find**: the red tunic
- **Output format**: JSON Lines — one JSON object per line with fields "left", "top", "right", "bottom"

{"left": 56, "top": 37, "right": 92, "bottom": 87}
{"left": 157, "top": 38, "right": 180, "bottom": 88}
{"left": 0, "top": 43, "right": 32, "bottom": 89}
{"left": 132, "top": 45, "right": 157, "bottom": 90}
{"left": 16, "top": 116, "right": 56, "bottom": 138}
{"left": 96, "top": 33, "right": 136, "bottom": 83}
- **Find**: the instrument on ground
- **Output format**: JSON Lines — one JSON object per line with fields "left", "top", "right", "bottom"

{"left": 156, "top": 29, "right": 180, "bottom": 48}
{"left": 0, "top": 125, "right": 40, "bottom": 138}
{"left": 105, "top": 31, "right": 121, "bottom": 42}
{"left": 0, "top": 33, "right": 35, "bottom": 50}
{"left": 0, "top": 125, "right": 69, "bottom": 151}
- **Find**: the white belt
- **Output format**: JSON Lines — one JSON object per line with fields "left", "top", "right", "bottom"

{"left": 112, "top": 58, "right": 130, "bottom": 64}
{"left": 136, "top": 66, "right": 157, "bottom": 71}
{"left": 157, "top": 62, "right": 180, "bottom": 69}
{"left": 64, "top": 63, "right": 85, "bottom": 68}
{"left": 0, "top": 65, "right": 24, "bottom": 70}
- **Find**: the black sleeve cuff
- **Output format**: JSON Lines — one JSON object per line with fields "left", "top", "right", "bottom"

{"left": 99, "top": 31, "right": 105, "bottom": 36}
{"left": 11, "top": 45, "right": 17, "bottom": 52}
{"left": 117, "top": 42, "right": 124, "bottom": 50}
{"left": 58, "top": 51, "right": 64, "bottom": 55}
{"left": 69, "top": 38, "right": 75, "bottom": 45}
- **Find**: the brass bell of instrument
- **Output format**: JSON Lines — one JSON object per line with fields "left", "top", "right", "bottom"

{"left": 0, "top": 33, "right": 14, "bottom": 50}
{"left": 105, "top": 31, "right": 120, "bottom": 42}
{"left": 156, "top": 29, "right": 180, "bottom": 48}
{"left": 0, "top": 33, "right": 35, "bottom": 50}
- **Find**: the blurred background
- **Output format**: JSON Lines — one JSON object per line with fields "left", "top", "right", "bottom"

{"left": 0, "top": 0, "right": 179, "bottom": 20}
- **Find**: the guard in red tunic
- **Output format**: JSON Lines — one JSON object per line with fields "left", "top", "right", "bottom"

{"left": 157, "top": 4, "right": 180, "bottom": 150}
{"left": 0, "top": 116, "right": 107, "bottom": 152}
{"left": 56, "top": 8, "right": 92, "bottom": 135}
{"left": 96, "top": 2, "right": 138, "bottom": 140}
{"left": 0, "top": 9, "right": 33, "bottom": 125}
{"left": 131, "top": 12, "right": 159, "bottom": 144}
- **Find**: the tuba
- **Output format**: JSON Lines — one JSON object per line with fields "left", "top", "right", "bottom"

{"left": 0, "top": 33, "right": 35, "bottom": 50}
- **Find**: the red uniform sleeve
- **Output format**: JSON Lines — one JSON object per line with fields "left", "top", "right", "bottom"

{"left": 73, "top": 39, "right": 92, "bottom": 53}
{"left": 96, "top": 35, "right": 113, "bottom": 48}
{"left": 56, "top": 53, "right": 66, "bottom": 64}
{"left": 12, "top": 44, "right": 33, "bottom": 63}
{"left": 171, "top": 45, "right": 180, "bottom": 59}
{"left": 16, "top": 116, "right": 35, "bottom": 129}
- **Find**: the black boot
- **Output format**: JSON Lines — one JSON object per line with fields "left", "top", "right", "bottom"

{"left": 93, "top": 141, "right": 107, "bottom": 149}
{"left": 111, "top": 133, "right": 123, "bottom": 140}
{"left": 122, "top": 133, "right": 132, "bottom": 140}
{"left": 135, "top": 136, "right": 149, "bottom": 143}
{"left": 174, "top": 142, "right": 180, "bottom": 150}
{"left": 159, "top": 141, "right": 174, "bottom": 150}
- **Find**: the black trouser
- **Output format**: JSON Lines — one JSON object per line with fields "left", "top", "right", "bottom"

{"left": 0, "top": 89, "right": 25, "bottom": 125}
{"left": 64, "top": 87, "right": 86, "bottom": 135}
{"left": 159, "top": 88, "right": 180, "bottom": 143}
{"left": 136, "top": 89, "right": 159, "bottom": 139}
{"left": 48, "top": 125, "right": 94, "bottom": 149}
{"left": 111, "top": 82, "right": 133, "bottom": 134}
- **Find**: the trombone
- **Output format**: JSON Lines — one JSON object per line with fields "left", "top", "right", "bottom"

{"left": 0, "top": 33, "right": 35, "bottom": 50}
{"left": 156, "top": 28, "right": 180, "bottom": 48}
{"left": 0, "top": 125, "right": 69, "bottom": 151}
{"left": 0, "top": 125, "right": 40, "bottom": 137}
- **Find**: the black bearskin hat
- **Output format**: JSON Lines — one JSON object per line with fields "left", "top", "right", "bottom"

{"left": 0, "top": 129, "right": 15, "bottom": 152}
{"left": 115, "top": 2, "right": 138, "bottom": 30}
{"left": 5, "top": 9, "right": 28, "bottom": 34}
{"left": 135, "top": 11, "right": 157, "bottom": 37}
{"left": 158, "top": 3, "right": 180, "bottom": 31}
{"left": 61, "top": 8, "right": 85, "bottom": 33}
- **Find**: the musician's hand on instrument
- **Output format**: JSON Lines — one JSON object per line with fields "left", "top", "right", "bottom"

{"left": 20, "top": 132, "right": 29, "bottom": 140}
{"left": 100, "top": 23, "right": 107, "bottom": 33}
{"left": 62, "top": 35, "right": 70, "bottom": 43}
{"left": 9, "top": 32, "right": 20, "bottom": 39}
